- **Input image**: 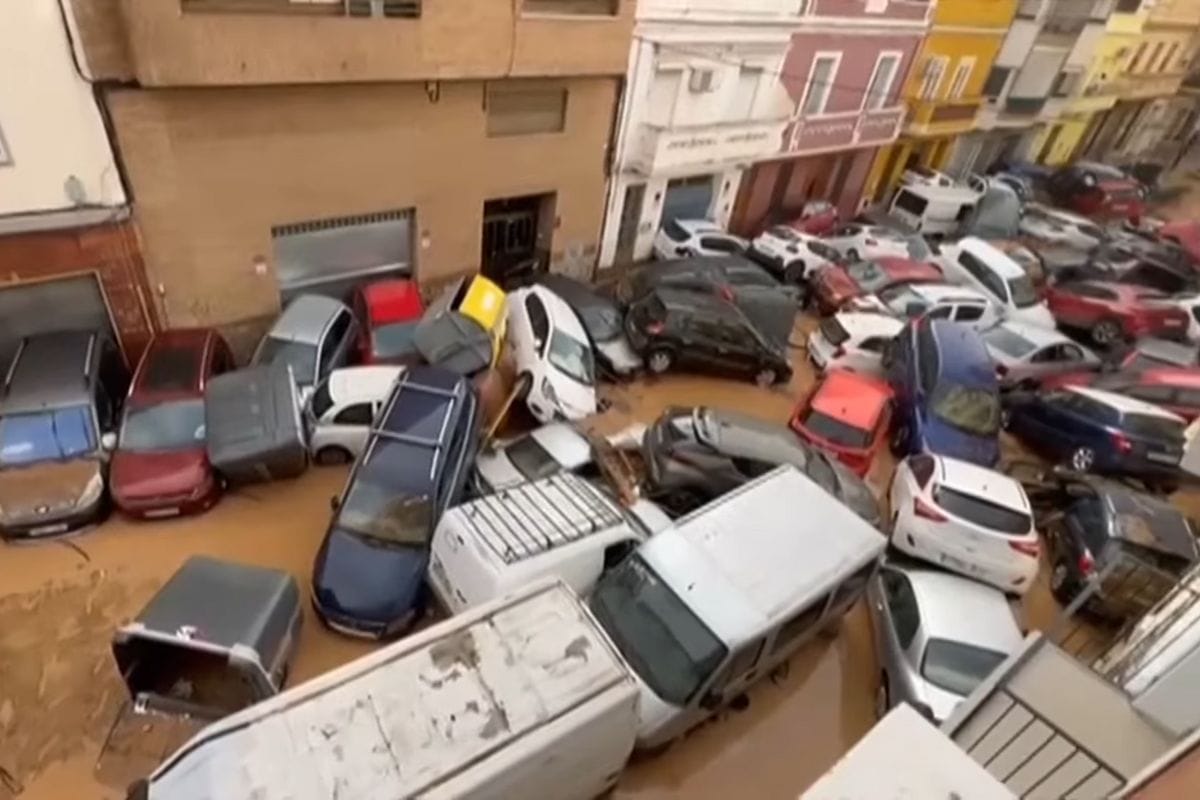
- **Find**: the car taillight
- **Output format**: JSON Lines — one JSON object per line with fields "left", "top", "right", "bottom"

{"left": 644, "top": 321, "right": 665, "bottom": 335}
{"left": 1078, "top": 550, "right": 1095, "bottom": 577}
{"left": 913, "top": 497, "right": 947, "bottom": 522}
{"left": 1009, "top": 539, "right": 1040, "bottom": 557}
{"left": 1110, "top": 430, "right": 1133, "bottom": 454}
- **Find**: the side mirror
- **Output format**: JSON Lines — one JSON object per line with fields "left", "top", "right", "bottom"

{"left": 100, "top": 432, "right": 117, "bottom": 451}
{"left": 699, "top": 691, "right": 722, "bottom": 711}
{"left": 329, "top": 495, "right": 340, "bottom": 512}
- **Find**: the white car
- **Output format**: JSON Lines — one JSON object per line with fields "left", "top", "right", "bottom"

{"left": 823, "top": 223, "right": 935, "bottom": 263}
{"left": 305, "top": 365, "right": 405, "bottom": 464}
{"left": 1168, "top": 294, "right": 1200, "bottom": 343}
{"left": 981, "top": 321, "right": 1101, "bottom": 389}
{"left": 889, "top": 453, "right": 1040, "bottom": 595}
{"left": 474, "top": 423, "right": 596, "bottom": 493}
{"left": 935, "top": 236, "right": 1055, "bottom": 329}
{"left": 749, "top": 225, "right": 842, "bottom": 283}
{"left": 652, "top": 218, "right": 747, "bottom": 261}
{"left": 507, "top": 285, "right": 598, "bottom": 423}
{"left": 849, "top": 282, "right": 1000, "bottom": 332}
{"left": 1019, "top": 203, "right": 1106, "bottom": 251}
{"left": 808, "top": 312, "right": 904, "bottom": 377}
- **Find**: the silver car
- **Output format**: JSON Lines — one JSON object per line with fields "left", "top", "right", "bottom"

{"left": 982, "top": 320, "right": 1101, "bottom": 389}
{"left": 474, "top": 423, "right": 596, "bottom": 493}
{"left": 867, "top": 561, "right": 1023, "bottom": 723}
{"left": 253, "top": 294, "right": 358, "bottom": 400}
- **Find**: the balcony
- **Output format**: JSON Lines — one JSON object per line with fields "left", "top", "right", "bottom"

{"left": 781, "top": 105, "right": 904, "bottom": 155}
{"left": 627, "top": 118, "right": 789, "bottom": 175}
{"left": 1002, "top": 96, "right": 1048, "bottom": 117}
{"left": 1148, "top": 0, "right": 1200, "bottom": 27}
{"left": 906, "top": 97, "right": 981, "bottom": 136}
{"left": 1113, "top": 71, "right": 1188, "bottom": 99}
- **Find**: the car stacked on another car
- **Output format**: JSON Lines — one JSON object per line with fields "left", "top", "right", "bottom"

{"left": 349, "top": 279, "right": 424, "bottom": 366}
{"left": 981, "top": 321, "right": 1101, "bottom": 389}
{"left": 935, "top": 237, "right": 1054, "bottom": 329}
{"left": 653, "top": 219, "right": 747, "bottom": 261}
{"left": 305, "top": 365, "right": 406, "bottom": 465}
{"left": 1045, "top": 281, "right": 1189, "bottom": 347}
{"left": 473, "top": 422, "right": 597, "bottom": 494}
{"left": 1018, "top": 203, "right": 1107, "bottom": 252}
{"left": 535, "top": 273, "right": 641, "bottom": 377}
{"left": 252, "top": 294, "right": 358, "bottom": 402}
{"left": 807, "top": 313, "right": 903, "bottom": 378}
{"left": 812, "top": 258, "right": 943, "bottom": 314}
{"left": 790, "top": 370, "right": 893, "bottom": 478}
{"left": 1046, "top": 161, "right": 1146, "bottom": 223}
{"left": 507, "top": 285, "right": 598, "bottom": 423}
{"left": 848, "top": 282, "right": 1000, "bottom": 332}
{"left": 824, "top": 222, "right": 935, "bottom": 263}
{"left": 749, "top": 225, "right": 842, "bottom": 284}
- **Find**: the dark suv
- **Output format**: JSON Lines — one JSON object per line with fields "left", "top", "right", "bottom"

{"left": 625, "top": 287, "right": 793, "bottom": 386}
{"left": 0, "top": 330, "right": 129, "bottom": 538}
{"left": 311, "top": 365, "right": 479, "bottom": 638}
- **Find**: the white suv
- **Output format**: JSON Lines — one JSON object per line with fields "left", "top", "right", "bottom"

{"left": 305, "top": 365, "right": 405, "bottom": 465}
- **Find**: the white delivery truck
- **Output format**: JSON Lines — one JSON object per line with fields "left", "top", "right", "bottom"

{"left": 588, "top": 464, "right": 887, "bottom": 750}
{"left": 428, "top": 471, "right": 672, "bottom": 614}
{"left": 129, "top": 580, "right": 639, "bottom": 800}
{"left": 889, "top": 178, "right": 981, "bottom": 238}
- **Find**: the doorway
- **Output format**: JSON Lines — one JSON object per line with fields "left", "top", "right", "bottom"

{"left": 614, "top": 184, "right": 645, "bottom": 265}
{"left": 481, "top": 193, "right": 555, "bottom": 288}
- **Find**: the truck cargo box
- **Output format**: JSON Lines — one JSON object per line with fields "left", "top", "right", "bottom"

{"left": 205, "top": 362, "right": 307, "bottom": 484}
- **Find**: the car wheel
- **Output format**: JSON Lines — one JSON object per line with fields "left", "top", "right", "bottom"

{"left": 647, "top": 349, "right": 674, "bottom": 375}
{"left": 874, "top": 678, "right": 890, "bottom": 720}
{"left": 889, "top": 425, "right": 909, "bottom": 457}
{"left": 1069, "top": 446, "right": 1095, "bottom": 472}
{"left": 847, "top": 248, "right": 861, "bottom": 262}
{"left": 754, "top": 367, "right": 778, "bottom": 387}
{"left": 784, "top": 261, "right": 807, "bottom": 284}
{"left": 1091, "top": 318, "right": 1123, "bottom": 347}
{"left": 1049, "top": 559, "right": 1078, "bottom": 606}
{"left": 315, "top": 446, "right": 353, "bottom": 466}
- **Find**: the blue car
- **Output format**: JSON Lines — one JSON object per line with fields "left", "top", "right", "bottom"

{"left": 885, "top": 317, "right": 1001, "bottom": 467}
{"left": 1003, "top": 385, "right": 1185, "bottom": 484}
{"left": 312, "top": 366, "right": 479, "bottom": 638}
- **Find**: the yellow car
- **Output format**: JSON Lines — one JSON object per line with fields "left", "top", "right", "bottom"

{"left": 456, "top": 275, "right": 507, "bottom": 362}
{"left": 420, "top": 274, "right": 508, "bottom": 368}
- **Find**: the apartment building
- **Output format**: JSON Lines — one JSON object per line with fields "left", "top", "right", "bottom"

{"left": 66, "top": 0, "right": 633, "bottom": 350}
{"left": 0, "top": 0, "right": 156, "bottom": 362}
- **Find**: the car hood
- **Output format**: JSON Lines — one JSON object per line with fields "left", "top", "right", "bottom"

{"left": 544, "top": 374, "right": 597, "bottom": 420}
{"left": 828, "top": 459, "right": 882, "bottom": 526}
{"left": 596, "top": 337, "right": 642, "bottom": 375}
{"left": 312, "top": 526, "right": 428, "bottom": 623}
{"left": 1008, "top": 303, "right": 1056, "bottom": 329}
{"left": 0, "top": 459, "right": 100, "bottom": 517}
{"left": 473, "top": 451, "right": 525, "bottom": 493}
{"left": 111, "top": 448, "right": 209, "bottom": 500}
{"left": 921, "top": 413, "right": 1000, "bottom": 467}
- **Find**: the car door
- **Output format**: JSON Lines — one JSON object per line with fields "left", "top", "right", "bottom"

{"left": 952, "top": 302, "right": 987, "bottom": 331}
{"left": 696, "top": 636, "right": 766, "bottom": 713}
{"left": 698, "top": 235, "right": 745, "bottom": 258}
{"left": 317, "top": 310, "right": 355, "bottom": 385}
{"left": 868, "top": 568, "right": 923, "bottom": 710}
{"left": 688, "top": 317, "right": 741, "bottom": 373}
{"left": 326, "top": 401, "right": 376, "bottom": 455}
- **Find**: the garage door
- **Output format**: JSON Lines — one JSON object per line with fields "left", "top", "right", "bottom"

{"left": 271, "top": 209, "right": 413, "bottom": 303}
{"left": 662, "top": 175, "right": 715, "bottom": 223}
{"left": 0, "top": 275, "right": 115, "bottom": 363}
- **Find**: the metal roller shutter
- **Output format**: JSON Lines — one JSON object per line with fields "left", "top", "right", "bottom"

{"left": 0, "top": 275, "right": 115, "bottom": 363}
{"left": 662, "top": 175, "right": 715, "bottom": 223}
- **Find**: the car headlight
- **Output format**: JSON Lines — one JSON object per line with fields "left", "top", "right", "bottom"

{"left": 77, "top": 473, "right": 104, "bottom": 508}
{"left": 541, "top": 377, "right": 558, "bottom": 406}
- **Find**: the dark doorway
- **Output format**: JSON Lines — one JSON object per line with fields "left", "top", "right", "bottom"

{"left": 615, "top": 184, "right": 645, "bottom": 265}
{"left": 481, "top": 193, "right": 555, "bottom": 288}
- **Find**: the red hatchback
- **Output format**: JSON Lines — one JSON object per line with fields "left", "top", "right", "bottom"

{"left": 1044, "top": 280, "right": 1188, "bottom": 347}
{"left": 787, "top": 200, "right": 839, "bottom": 237}
{"left": 109, "top": 329, "right": 233, "bottom": 518}
{"left": 812, "top": 257, "right": 942, "bottom": 313}
{"left": 790, "top": 369, "right": 893, "bottom": 477}
{"left": 350, "top": 279, "right": 425, "bottom": 365}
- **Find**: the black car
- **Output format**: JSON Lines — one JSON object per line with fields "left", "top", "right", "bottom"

{"left": 624, "top": 287, "right": 793, "bottom": 386}
{"left": 311, "top": 365, "right": 479, "bottom": 639}
{"left": 1102, "top": 224, "right": 1194, "bottom": 271}
{"left": 641, "top": 406, "right": 880, "bottom": 525}
{"left": 535, "top": 273, "right": 641, "bottom": 377}
{"left": 1114, "top": 254, "right": 1200, "bottom": 296}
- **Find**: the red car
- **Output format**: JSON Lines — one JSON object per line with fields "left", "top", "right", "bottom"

{"left": 1043, "top": 366, "right": 1200, "bottom": 421}
{"left": 1044, "top": 280, "right": 1188, "bottom": 347}
{"left": 350, "top": 279, "right": 425, "bottom": 365}
{"left": 787, "top": 200, "right": 839, "bottom": 237}
{"left": 789, "top": 369, "right": 893, "bottom": 478}
{"left": 812, "top": 257, "right": 942, "bottom": 313}
{"left": 1047, "top": 162, "right": 1145, "bottom": 223}
{"left": 110, "top": 329, "right": 234, "bottom": 518}
{"left": 1158, "top": 220, "right": 1200, "bottom": 264}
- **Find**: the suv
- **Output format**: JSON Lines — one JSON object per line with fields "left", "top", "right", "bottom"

{"left": 625, "top": 288, "right": 793, "bottom": 386}
{"left": 310, "top": 365, "right": 479, "bottom": 638}
{"left": 0, "top": 331, "right": 129, "bottom": 538}
{"left": 1046, "top": 162, "right": 1146, "bottom": 223}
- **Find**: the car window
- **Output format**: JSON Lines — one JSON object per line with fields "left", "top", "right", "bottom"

{"left": 931, "top": 383, "right": 1001, "bottom": 436}
{"left": 916, "top": 325, "right": 939, "bottom": 396}
{"left": 708, "top": 639, "right": 765, "bottom": 695}
{"left": 1007, "top": 276, "right": 1040, "bottom": 309}
{"left": 893, "top": 189, "right": 928, "bottom": 216}
{"left": 690, "top": 318, "right": 727, "bottom": 345}
{"left": 661, "top": 219, "right": 689, "bottom": 242}
{"left": 921, "top": 639, "right": 1008, "bottom": 697}
{"left": 700, "top": 236, "right": 743, "bottom": 255}
{"left": 1061, "top": 344, "right": 1085, "bottom": 362}
{"left": 954, "top": 304, "right": 985, "bottom": 323}
{"left": 808, "top": 241, "right": 841, "bottom": 261}
{"left": 1121, "top": 411, "right": 1184, "bottom": 442}
{"left": 1130, "top": 385, "right": 1175, "bottom": 403}
{"left": 959, "top": 250, "right": 1008, "bottom": 301}
{"left": 1067, "top": 283, "right": 1115, "bottom": 301}
{"left": 1057, "top": 392, "right": 1119, "bottom": 425}
{"left": 800, "top": 407, "right": 872, "bottom": 449}
{"left": 0, "top": 406, "right": 98, "bottom": 465}
{"left": 333, "top": 403, "right": 374, "bottom": 426}
{"left": 525, "top": 293, "right": 551, "bottom": 346}
{"left": 438, "top": 402, "right": 476, "bottom": 507}
{"left": 770, "top": 592, "right": 831, "bottom": 655}
{"left": 881, "top": 568, "right": 920, "bottom": 650}
{"left": 1030, "top": 346, "right": 1060, "bottom": 364}
{"left": 1070, "top": 496, "right": 1111, "bottom": 554}
{"left": 927, "top": 306, "right": 953, "bottom": 319}
{"left": 908, "top": 453, "right": 936, "bottom": 486}
{"left": 318, "top": 311, "right": 352, "bottom": 379}
{"left": 859, "top": 336, "right": 892, "bottom": 353}
{"left": 933, "top": 484, "right": 1031, "bottom": 534}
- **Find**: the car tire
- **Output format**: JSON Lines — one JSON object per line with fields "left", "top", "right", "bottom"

{"left": 784, "top": 261, "right": 807, "bottom": 284}
{"left": 1068, "top": 445, "right": 1095, "bottom": 472}
{"left": 847, "top": 248, "right": 861, "bottom": 262}
{"left": 754, "top": 367, "right": 779, "bottom": 387}
{"left": 874, "top": 678, "right": 890, "bottom": 720}
{"left": 1049, "top": 559, "right": 1078, "bottom": 606}
{"left": 889, "top": 425, "right": 909, "bottom": 457}
{"left": 646, "top": 349, "right": 674, "bottom": 375}
{"left": 1091, "top": 318, "right": 1123, "bottom": 348}
{"left": 315, "top": 446, "right": 353, "bottom": 466}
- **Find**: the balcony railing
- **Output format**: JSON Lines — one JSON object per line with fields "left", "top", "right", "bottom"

{"left": 628, "top": 118, "right": 789, "bottom": 175}
{"left": 182, "top": 0, "right": 421, "bottom": 16}
{"left": 782, "top": 105, "right": 904, "bottom": 155}
{"left": 907, "top": 97, "right": 981, "bottom": 132}
{"left": 1112, "top": 71, "right": 1188, "bottom": 98}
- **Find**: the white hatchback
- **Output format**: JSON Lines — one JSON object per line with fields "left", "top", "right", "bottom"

{"left": 652, "top": 219, "right": 747, "bottom": 261}
{"left": 507, "top": 285, "right": 598, "bottom": 423}
{"left": 889, "top": 453, "right": 1040, "bottom": 595}
{"left": 808, "top": 312, "right": 904, "bottom": 377}
{"left": 935, "top": 236, "right": 1055, "bottom": 329}
{"left": 305, "top": 365, "right": 405, "bottom": 465}
{"left": 749, "top": 226, "right": 841, "bottom": 283}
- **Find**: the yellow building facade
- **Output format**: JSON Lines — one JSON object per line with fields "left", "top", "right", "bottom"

{"left": 864, "top": 0, "right": 1020, "bottom": 200}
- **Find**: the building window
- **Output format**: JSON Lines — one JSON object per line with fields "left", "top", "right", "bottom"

{"left": 948, "top": 57, "right": 976, "bottom": 100}
{"left": 728, "top": 66, "right": 763, "bottom": 120}
{"left": 1146, "top": 42, "right": 1166, "bottom": 74}
{"left": 864, "top": 52, "right": 902, "bottom": 111}
{"left": 647, "top": 68, "right": 682, "bottom": 127}
{"left": 1050, "top": 71, "right": 1081, "bottom": 97}
{"left": 919, "top": 56, "right": 949, "bottom": 101}
{"left": 982, "top": 66, "right": 1011, "bottom": 100}
{"left": 800, "top": 54, "right": 839, "bottom": 116}
{"left": 486, "top": 82, "right": 568, "bottom": 137}
{"left": 522, "top": 0, "right": 618, "bottom": 14}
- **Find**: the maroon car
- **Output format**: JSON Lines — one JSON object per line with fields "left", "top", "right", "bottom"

{"left": 110, "top": 329, "right": 234, "bottom": 518}
{"left": 1044, "top": 281, "right": 1188, "bottom": 347}
{"left": 812, "top": 257, "right": 942, "bottom": 313}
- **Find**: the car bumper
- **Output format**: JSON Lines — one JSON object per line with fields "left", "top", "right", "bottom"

{"left": 114, "top": 482, "right": 221, "bottom": 520}
{"left": 311, "top": 594, "right": 417, "bottom": 641}
{"left": 1, "top": 499, "right": 106, "bottom": 540}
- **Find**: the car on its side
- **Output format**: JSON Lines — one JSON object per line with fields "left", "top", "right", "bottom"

{"left": 1018, "top": 203, "right": 1107, "bottom": 252}
{"left": 790, "top": 370, "right": 893, "bottom": 478}
{"left": 934, "top": 237, "right": 1055, "bottom": 329}
{"left": 535, "top": 273, "right": 641, "bottom": 377}
{"left": 981, "top": 321, "right": 1101, "bottom": 389}
{"left": 252, "top": 294, "right": 358, "bottom": 402}
{"left": 868, "top": 560, "right": 1024, "bottom": 723}
{"left": 824, "top": 222, "right": 935, "bottom": 263}
{"left": 1045, "top": 280, "right": 1188, "bottom": 348}
{"left": 473, "top": 422, "right": 596, "bottom": 494}
{"left": 1045, "top": 161, "right": 1146, "bottom": 223}
{"left": 507, "top": 285, "right": 597, "bottom": 423}
{"left": 1002, "top": 386, "right": 1185, "bottom": 483}
{"left": 812, "top": 257, "right": 943, "bottom": 314}
{"left": 807, "top": 312, "right": 904, "bottom": 378}
{"left": 848, "top": 282, "right": 1000, "bottom": 332}
{"left": 311, "top": 366, "right": 479, "bottom": 639}
{"left": 749, "top": 225, "right": 843, "bottom": 285}
{"left": 652, "top": 219, "right": 747, "bottom": 261}
{"left": 889, "top": 454, "right": 1039, "bottom": 594}
{"left": 349, "top": 279, "right": 424, "bottom": 366}
{"left": 1102, "top": 224, "right": 1195, "bottom": 272}
{"left": 305, "top": 365, "right": 406, "bottom": 465}
{"left": 885, "top": 317, "right": 1002, "bottom": 467}
{"left": 0, "top": 331, "right": 129, "bottom": 539}
{"left": 625, "top": 288, "right": 793, "bottom": 387}
{"left": 110, "top": 329, "right": 233, "bottom": 519}
{"left": 641, "top": 405, "right": 880, "bottom": 525}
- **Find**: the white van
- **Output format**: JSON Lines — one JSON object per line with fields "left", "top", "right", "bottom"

{"left": 588, "top": 464, "right": 886, "bottom": 750}
{"left": 131, "top": 580, "right": 639, "bottom": 800}
{"left": 304, "top": 365, "right": 404, "bottom": 464}
{"left": 429, "top": 471, "right": 672, "bottom": 614}
{"left": 889, "top": 179, "right": 980, "bottom": 238}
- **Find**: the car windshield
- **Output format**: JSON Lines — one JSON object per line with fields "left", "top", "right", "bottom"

{"left": 983, "top": 326, "right": 1037, "bottom": 358}
{"left": 880, "top": 285, "right": 929, "bottom": 317}
{"left": 0, "top": 405, "right": 97, "bottom": 466}
{"left": 120, "top": 399, "right": 206, "bottom": 452}
{"left": 1122, "top": 412, "right": 1184, "bottom": 442}
{"left": 589, "top": 555, "right": 727, "bottom": 707}
{"left": 848, "top": 261, "right": 890, "bottom": 292}
{"left": 504, "top": 434, "right": 562, "bottom": 481}
{"left": 337, "top": 440, "right": 436, "bottom": 547}
{"left": 309, "top": 378, "right": 335, "bottom": 420}
{"left": 371, "top": 321, "right": 420, "bottom": 360}
{"left": 922, "top": 639, "right": 1008, "bottom": 697}
{"left": 802, "top": 408, "right": 872, "bottom": 449}
{"left": 933, "top": 484, "right": 1031, "bottom": 534}
{"left": 256, "top": 338, "right": 317, "bottom": 385}
{"left": 818, "top": 317, "right": 850, "bottom": 346}
{"left": 905, "top": 236, "right": 933, "bottom": 261}
{"left": 547, "top": 330, "right": 595, "bottom": 386}
{"left": 1007, "top": 276, "right": 1040, "bottom": 308}
{"left": 662, "top": 219, "right": 689, "bottom": 242}
{"left": 931, "top": 383, "right": 1001, "bottom": 436}
{"left": 578, "top": 305, "right": 622, "bottom": 342}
